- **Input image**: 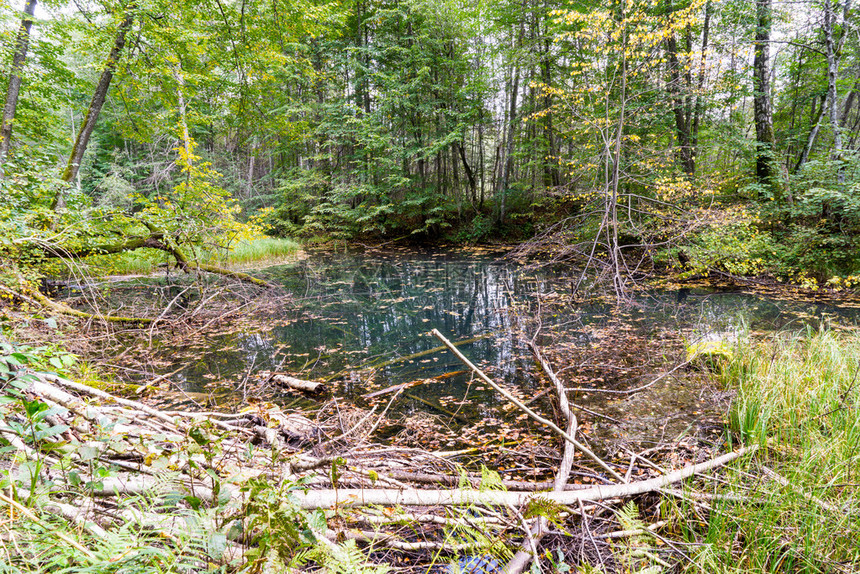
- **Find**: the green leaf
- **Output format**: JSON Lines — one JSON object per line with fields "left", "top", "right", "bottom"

{"left": 189, "top": 426, "right": 211, "bottom": 447}
{"left": 34, "top": 424, "right": 70, "bottom": 440}
{"left": 78, "top": 445, "right": 101, "bottom": 461}
{"left": 185, "top": 495, "right": 202, "bottom": 510}
{"left": 207, "top": 532, "right": 227, "bottom": 559}
{"left": 22, "top": 399, "right": 48, "bottom": 418}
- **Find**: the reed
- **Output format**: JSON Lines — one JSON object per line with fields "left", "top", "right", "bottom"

{"left": 83, "top": 236, "right": 301, "bottom": 275}
{"left": 680, "top": 328, "right": 860, "bottom": 572}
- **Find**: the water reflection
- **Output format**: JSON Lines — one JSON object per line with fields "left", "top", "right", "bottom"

{"left": 164, "top": 249, "right": 860, "bottom": 423}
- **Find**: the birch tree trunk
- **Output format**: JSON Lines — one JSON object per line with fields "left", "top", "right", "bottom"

{"left": 795, "top": 94, "right": 826, "bottom": 173}
{"left": 824, "top": 0, "right": 851, "bottom": 185}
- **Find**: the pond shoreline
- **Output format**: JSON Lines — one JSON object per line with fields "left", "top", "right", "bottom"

{"left": 3, "top": 245, "right": 860, "bottom": 572}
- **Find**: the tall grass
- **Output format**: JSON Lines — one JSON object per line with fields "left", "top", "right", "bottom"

{"left": 222, "top": 236, "right": 301, "bottom": 265}
{"left": 83, "top": 236, "right": 301, "bottom": 275}
{"left": 682, "top": 329, "right": 860, "bottom": 573}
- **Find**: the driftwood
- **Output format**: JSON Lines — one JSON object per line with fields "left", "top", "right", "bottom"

{"left": 263, "top": 371, "right": 324, "bottom": 393}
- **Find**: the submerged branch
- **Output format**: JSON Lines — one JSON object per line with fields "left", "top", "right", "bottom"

{"left": 431, "top": 328, "right": 623, "bottom": 482}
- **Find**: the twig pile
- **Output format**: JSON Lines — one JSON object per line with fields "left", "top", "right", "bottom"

{"left": 0, "top": 334, "right": 762, "bottom": 574}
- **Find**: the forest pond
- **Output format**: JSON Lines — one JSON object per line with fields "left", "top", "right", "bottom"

{"left": 119, "top": 247, "right": 860, "bottom": 450}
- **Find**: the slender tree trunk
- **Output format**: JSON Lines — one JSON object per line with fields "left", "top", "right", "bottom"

{"left": 456, "top": 141, "right": 477, "bottom": 202}
{"left": 753, "top": 0, "right": 776, "bottom": 188}
{"left": 497, "top": 5, "right": 526, "bottom": 225}
{"left": 477, "top": 116, "right": 485, "bottom": 209}
{"left": 55, "top": 5, "right": 135, "bottom": 208}
{"left": 541, "top": 38, "right": 560, "bottom": 188}
{"left": 173, "top": 66, "right": 192, "bottom": 161}
{"left": 609, "top": 33, "right": 628, "bottom": 301}
{"left": 498, "top": 66, "right": 519, "bottom": 225}
{"left": 824, "top": 0, "right": 846, "bottom": 185}
{"left": 0, "top": 0, "right": 38, "bottom": 168}
{"left": 690, "top": 0, "right": 711, "bottom": 164}
{"left": 841, "top": 82, "right": 858, "bottom": 128}
{"left": 786, "top": 49, "right": 805, "bottom": 168}
{"left": 247, "top": 142, "right": 256, "bottom": 199}
{"left": 795, "top": 93, "right": 826, "bottom": 173}
{"left": 665, "top": 32, "right": 694, "bottom": 175}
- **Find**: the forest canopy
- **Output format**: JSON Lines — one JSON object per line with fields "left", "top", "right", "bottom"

{"left": 0, "top": 0, "right": 858, "bottom": 294}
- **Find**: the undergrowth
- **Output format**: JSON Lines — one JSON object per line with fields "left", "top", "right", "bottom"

{"left": 678, "top": 328, "right": 860, "bottom": 572}
{"left": 0, "top": 340, "right": 510, "bottom": 574}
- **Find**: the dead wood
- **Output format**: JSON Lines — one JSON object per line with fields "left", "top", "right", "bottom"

{"left": 290, "top": 446, "right": 757, "bottom": 509}
{"left": 0, "top": 283, "right": 152, "bottom": 325}
{"left": 761, "top": 465, "right": 840, "bottom": 513}
{"left": 263, "top": 371, "right": 324, "bottom": 393}
{"left": 505, "top": 337, "right": 579, "bottom": 574}
{"left": 432, "top": 328, "right": 623, "bottom": 481}
{"left": 382, "top": 470, "right": 592, "bottom": 491}
{"left": 0, "top": 366, "right": 767, "bottom": 573}
{"left": 403, "top": 392, "right": 469, "bottom": 423}
{"left": 0, "top": 491, "right": 96, "bottom": 558}
{"left": 323, "top": 332, "right": 492, "bottom": 383}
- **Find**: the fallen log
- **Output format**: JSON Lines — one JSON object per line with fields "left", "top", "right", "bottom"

{"left": 291, "top": 445, "right": 757, "bottom": 509}
{"left": 263, "top": 371, "right": 324, "bottom": 393}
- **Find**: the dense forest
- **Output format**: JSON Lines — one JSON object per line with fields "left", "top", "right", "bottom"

{"left": 0, "top": 0, "right": 857, "bottom": 296}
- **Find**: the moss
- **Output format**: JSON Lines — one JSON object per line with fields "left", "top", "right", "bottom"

{"left": 686, "top": 339, "right": 733, "bottom": 369}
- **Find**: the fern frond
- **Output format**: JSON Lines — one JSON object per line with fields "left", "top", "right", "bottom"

{"left": 479, "top": 466, "right": 504, "bottom": 492}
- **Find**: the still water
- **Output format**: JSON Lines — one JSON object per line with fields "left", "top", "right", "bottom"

{"left": 147, "top": 247, "right": 860, "bottom": 438}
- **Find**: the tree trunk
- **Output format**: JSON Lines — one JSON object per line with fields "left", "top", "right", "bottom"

{"left": 56, "top": 5, "right": 135, "bottom": 206}
{"left": 665, "top": 32, "right": 694, "bottom": 175}
{"left": 498, "top": 66, "right": 519, "bottom": 225}
{"left": 690, "top": 0, "right": 711, "bottom": 162}
{"left": 541, "top": 38, "right": 560, "bottom": 188}
{"left": 292, "top": 447, "right": 756, "bottom": 509}
{"left": 824, "top": 0, "right": 848, "bottom": 185}
{"left": 840, "top": 82, "right": 857, "bottom": 128}
{"left": 795, "top": 93, "right": 826, "bottom": 173}
{"left": 0, "top": 0, "right": 38, "bottom": 168}
{"left": 173, "top": 65, "right": 192, "bottom": 161}
{"left": 753, "top": 0, "right": 776, "bottom": 188}
{"left": 456, "top": 141, "right": 477, "bottom": 201}
{"left": 477, "top": 112, "right": 485, "bottom": 209}
{"left": 608, "top": 25, "right": 628, "bottom": 302}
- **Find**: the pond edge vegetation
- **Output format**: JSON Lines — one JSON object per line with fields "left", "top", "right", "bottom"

{"left": 1, "top": 325, "right": 858, "bottom": 573}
